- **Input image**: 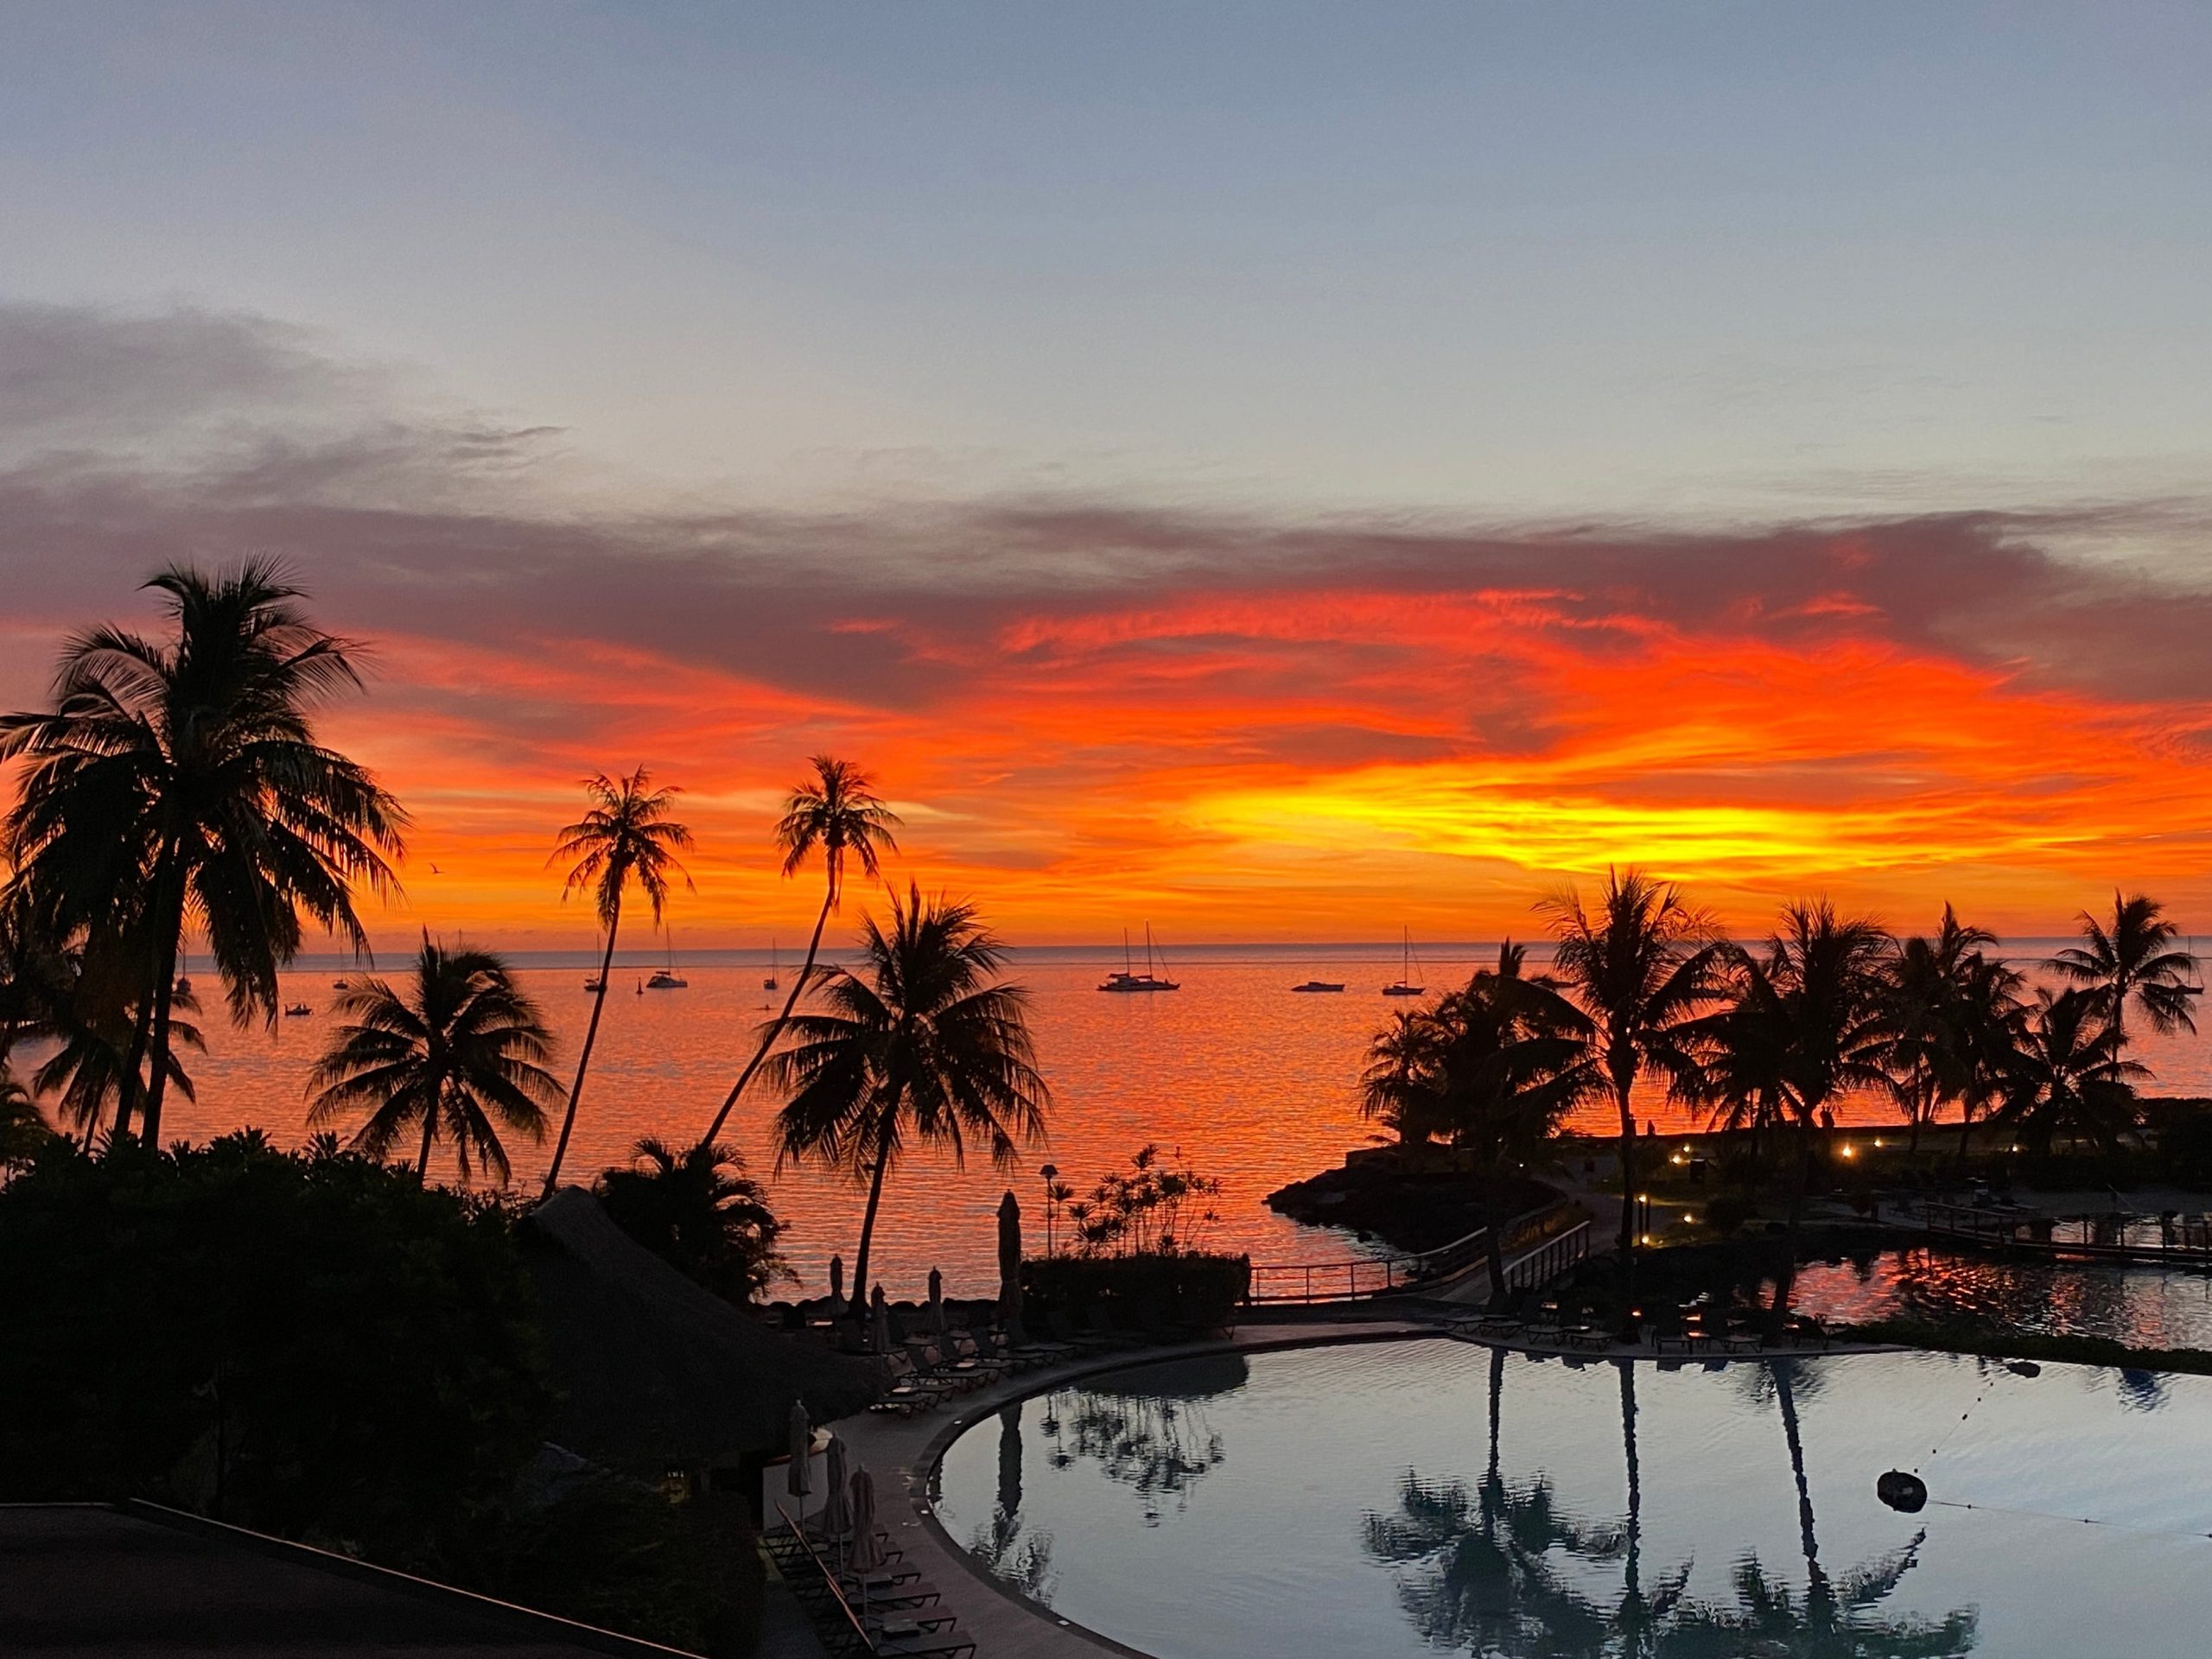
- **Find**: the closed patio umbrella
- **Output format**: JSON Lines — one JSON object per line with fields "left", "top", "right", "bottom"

{"left": 817, "top": 1433, "right": 853, "bottom": 1540}
{"left": 848, "top": 1467, "right": 886, "bottom": 1573}
{"left": 871, "top": 1284, "right": 892, "bottom": 1354}
{"left": 928, "top": 1266, "right": 949, "bottom": 1340}
{"left": 785, "top": 1399, "right": 811, "bottom": 1499}
{"left": 830, "top": 1254, "right": 845, "bottom": 1309}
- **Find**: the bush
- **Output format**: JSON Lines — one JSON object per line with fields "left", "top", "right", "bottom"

{"left": 1703, "top": 1188, "right": 1758, "bottom": 1237}
{"left": 1021, "top": 1250, "right": 1250, "bottom": 1330}
{"left": 0, "top": 1131, "right": 550, "bottom": 1559}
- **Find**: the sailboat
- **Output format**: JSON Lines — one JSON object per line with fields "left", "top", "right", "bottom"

{"left": 1381, "top": 928, "right": 1425, "bottom": 997}
{"left": 764, "top": 938, "right": 779, "bottom": 992}
{"left": 645, "top": 928, "right": 688, "bottom": 989}
{"left": 1098, "top": 925, "right": 1179, "bottom": 993}
{"left": 173, "top": 943, "right": 192, "bottom": 1000}
{"left": 2184, "top": 938, "right": 2205, "bottom": 997}
{"left": 584, "top": 931, "right": 605, "bottom": 992}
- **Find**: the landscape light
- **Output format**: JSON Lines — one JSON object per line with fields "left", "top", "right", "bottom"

{"left": 1840, "top": 1144, "right": 1856, "bottom": 1159}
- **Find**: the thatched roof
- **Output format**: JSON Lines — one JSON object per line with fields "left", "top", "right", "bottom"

{"left": 524, "top": 1189, "right": 877, "bottom": 1475}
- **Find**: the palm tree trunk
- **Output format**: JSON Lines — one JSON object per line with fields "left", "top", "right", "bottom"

{"left": 543, "top": 908, "right": 621, "bottom": 1198}
{"left": 1482, "top": 1200, "right": 1511, "bottom": 1311}
{"left": 117, "top": 841, "right": 181, "bottom": 1140}
{"left": 1613, "top": 1075, "right": 1639, "bottom": 1321}
{"left": 137, "top": 876, "right": 186, "bottom": 1146}
{"left": 1618, "top": 1359, "right": 1643, "bottom": 1637}
{"left": 416, "top": 1100, "right": 438, "bottom": 1179}
{"left": 1775, "top": 1368, "right": 1831, "bottom": 1624}
{"left": 848, "top": 1135, "right": 893, "bottom": 1318}
{"left": 704, "top": 880, "right": 836, "bottom": 1143}
{"left": 1768, "top": 1119, "right": 1815, "bottom": 1335}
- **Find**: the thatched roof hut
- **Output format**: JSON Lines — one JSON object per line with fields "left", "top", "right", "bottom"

{"left": 524, "top": 1189, "right": 877, "bottom": 1480}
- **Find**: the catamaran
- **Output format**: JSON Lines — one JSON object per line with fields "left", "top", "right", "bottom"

{"left": 1099, "top": 925, "right": 1179, "bottom": 992}
{"left": 1382, "top": 928, "right": 1425, "bottom": 997}
{"left": 645, "top": 929, "right": 688, "bottom": 990}
{"left": 764, "top": 938, "right": 779, "bottom": 991}
{"left": 2185, "top": 938, "right": 2205, "bottom": 996}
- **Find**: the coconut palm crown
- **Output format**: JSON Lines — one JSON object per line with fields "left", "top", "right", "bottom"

{"left": 307, "top": 937, "right": 557, "bottom": 1184}
{"left": 0, "top": 560, "right": 405, "bottom": 1144}
{"left": 2047, "top": 892, "right": 2198, "bottom": 1047}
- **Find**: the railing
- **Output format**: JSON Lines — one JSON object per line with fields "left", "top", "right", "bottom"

{"left": 1924, "top": 1201, "right": 2212, "bottom": 1265}
{"left": 1244, "top": 1203, "right": 1589, "bottom": 1306}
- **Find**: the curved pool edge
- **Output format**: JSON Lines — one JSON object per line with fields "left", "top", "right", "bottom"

{"left": 832, "top": 1321, "right": 1442, "bottom": 1659}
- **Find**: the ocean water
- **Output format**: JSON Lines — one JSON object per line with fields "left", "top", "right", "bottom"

{"left": 134, "top": 941, "right": 2212, "bottom": 1299}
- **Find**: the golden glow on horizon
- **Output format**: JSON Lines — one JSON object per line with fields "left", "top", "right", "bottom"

{"left": 272, "top": 582, "right": 2212, "bottom": 946}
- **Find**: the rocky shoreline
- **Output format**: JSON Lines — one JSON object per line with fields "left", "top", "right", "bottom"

{"left": 1265, "top": 1160, "right": 1560, "bottom": 1255}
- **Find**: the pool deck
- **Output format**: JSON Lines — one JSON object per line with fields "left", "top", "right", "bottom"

{"left": 820, "top": 1312, "right": 1904, "bottom": 1658}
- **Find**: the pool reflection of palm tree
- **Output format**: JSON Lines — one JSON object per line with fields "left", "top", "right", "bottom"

{"left": 967, "top": 1403, "right": 1054, "bottom": 1603}
{"left": 1037, "top": 1360, "right": 1243, "bottom": 1524}
{"left": 1364, "top": 1354, "right": 1974, "bottom": 1657}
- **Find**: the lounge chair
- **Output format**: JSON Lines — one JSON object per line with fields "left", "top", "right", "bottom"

{"left": 1046, "top": 1308, "right": 1115, "bottom": 1354}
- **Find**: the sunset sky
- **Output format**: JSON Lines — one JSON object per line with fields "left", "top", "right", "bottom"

{"left": 5, "top": 4, "right": 2211, "bottom": 948}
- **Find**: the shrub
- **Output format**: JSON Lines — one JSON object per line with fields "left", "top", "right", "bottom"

{"left": 1703, "top": 1188, "right": 1758, "bottom": 1237}
{"left": 1021, "top": 1250, "right": 1251, "bottom": 1330}
{"left": 0, "top": 1131, "right": 550, "bottom": 1558}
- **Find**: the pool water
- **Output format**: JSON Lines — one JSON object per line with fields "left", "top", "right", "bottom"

{"left": 931, "top": 1339, "right": 2212, "bottom": 1658}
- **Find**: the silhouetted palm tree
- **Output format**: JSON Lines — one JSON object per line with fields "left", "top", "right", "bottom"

{"left": 543, "top": 768, "right": 692, "bottom": 1196}
{"left": 0, "top": 561, "right": 405, "bottom": 1144}
{"left": 1359, "top": 1008, "right": 1444, "bottom": 1144}
{"left": 2048, "top": 892, "right": 2198, "bottom": 1051}
{"left": 768, "top": 884, "right": 1046, "bottom": 1311}
{"left": 1994, "top": 988, "right": 2146, "bottom": 1156}
{"left": 1535, "top": 868, "right": 1726, "bottom": 1268}
{"left": 1946, "top": 950, "right": 2029, "bottom": 1167}
{"left": 27, "top": 943, "right": 200, "bottom": 1146}
{"left": 594, "top": 1135, "right": 791, "bottom": 1301}
{"left": 706, "top": 755, "right": 900, "bottom": 1143}
{"left": 1719, "top": 901, "right": 1895, "bottom": 1324}
{"left": 307, "top": 937, "right": 557, "bottom": 1183}
{"left": 0, "top": 1066, "right": 50, "bottom": 1172}
{"left": 1882, "top": 906, "right": 1999, "bottom": 1152}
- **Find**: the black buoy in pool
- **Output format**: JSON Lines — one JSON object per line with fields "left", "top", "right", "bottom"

{"left": 1878, "top": 1470, "right": 1929, "bottom": 1513}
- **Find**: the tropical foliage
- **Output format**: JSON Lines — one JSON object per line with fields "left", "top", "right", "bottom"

{"left": 543, "top": 767, "right": 692, "bottom": 1195}
{"left": 767, "top": 883, "right": 1048, "bottom": 1307}
{"left": 1062, "top": 1141, "right": 1225, "bottom": 1257}
{"left": 594, "top": 1135, "right": 791, "bottom": 1302}
{"left": 705, "top": 753, "right": 899, "bottom": 1142}
{"left": 307, "top": 938, "right": 559, "bottom": 1184}
{"left": 0, "top": 561, "right": 404, "bottom": 1144}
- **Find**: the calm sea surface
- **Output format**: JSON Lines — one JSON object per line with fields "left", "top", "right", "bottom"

{"left": 144, "top": 941, "right": 2210, "bottom": 1299}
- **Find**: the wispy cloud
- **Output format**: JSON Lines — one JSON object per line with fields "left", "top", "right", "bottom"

{"left": 3, "top": 302, "right": 2209, "bottom": 941}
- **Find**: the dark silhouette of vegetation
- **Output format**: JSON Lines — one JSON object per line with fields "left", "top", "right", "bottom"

{"left": 0, "top": 561, "right": 404, "bottom": 1145}
{"left": 768, "top": 883, "right": 1047, "bottom": 1309}
{"left": 543, "top": 767, "right": 692, "bottom": 1197}
{"left": 307, "top": 937, "right": 559, "bottom": 1183}
{"left": 594, "top": 1135, "right": 791, "bottom": 1302}
{"left": 1061, "top": 1141, "right": 1224, "bottom": 1256}
{"left": 1536, "top": 869, "right": 1726, "bottom": 1276}
{"left": 1993, "top": 987, "right": 2148, "bottom": 1156}
{"left": 2049, "top": 891, "right": 2199, "bottom": 1050}
{"left": 705, "top": 753, "right": 899, "bottom": 1144}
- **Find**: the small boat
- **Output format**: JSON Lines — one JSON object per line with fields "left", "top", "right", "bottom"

{"left": 1382, "top": 927, "right": 1425, "bottom": 997}
{"left": 174, "top": 944, "right": 192, "bottom": 999}
{"left": 2183, "top": 939, "right": 2204, "bottom": 996}
{"left": 583, "top": 974, "right": 603, "bottom": 993}
{"left": 645, "top": 929, "right": 688, "bottom": 990}
{"left": 1292, "top": 980, "right": 1346, "bottom": 993}
{"left": 283, "top": 1001, "right": 311, "bottom": 1018}
{"left": 764, "top": 938, "right": 779, "bottom": 992}
{"left": 1099, "top": 925, "right": 1179, "bottom": 993}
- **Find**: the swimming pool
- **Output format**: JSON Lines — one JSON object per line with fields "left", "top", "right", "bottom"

{"left": 930, "top": 1338, "right": 2212, "bottom": 1658}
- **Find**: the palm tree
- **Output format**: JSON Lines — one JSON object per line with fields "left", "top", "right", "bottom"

{"left": 704, "top": 755, "right": 899, "bottom": 1143}
{"left": 1882, "top": 906, "right": 1999, "bottom": 1152}
{"left": 767, "top": 884, "right": 1048, "bottom": 1312}
{"left": 1995, "top": 988, "right": 2146, "bottom": 1156}
{"left": 1535, "top": 868, "right": 1726, "bottom": 1266}
{"left": 594, "top": 1135, "right": 791, "bottom": 1301}
{"left": 1358, "top": 1008, "right": 1443, "bottom": 1145}
{"left": 542, "top": 769, "right": 692, "bottom": 1197}
{"left": 1947, "top": 950, "right": 2029, "bottom": 1167}
{"left": 1719, "top": 901, "right": 1895, "bottom": 1325}
{"left": 0, "top": 1067, "right": 51, "bottom": 1173}
{"left": 28, "top": 944, "right": 201, "bottom": 1147}
{"left": 2048, "top": 892, "right": 2198, "bottom": 1050}
{"left": 307, "top": 937, "right": 558, "bottom": 1183}
{"left": 0, "top": 561, "right": 406, "bottom": 1144}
